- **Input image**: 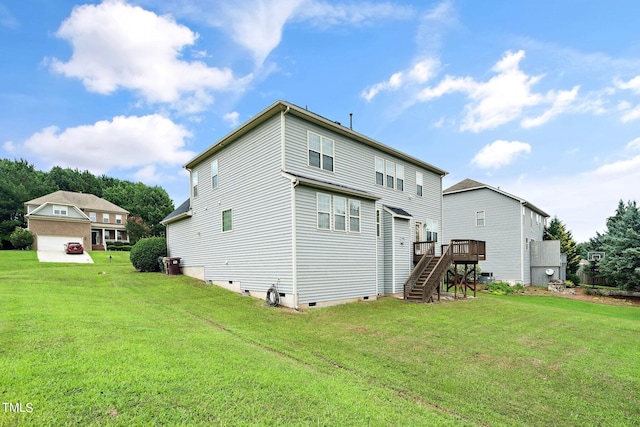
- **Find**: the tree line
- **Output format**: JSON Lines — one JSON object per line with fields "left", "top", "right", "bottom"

{"left": 0, "top": 159, "right": 175, "bottom": 248}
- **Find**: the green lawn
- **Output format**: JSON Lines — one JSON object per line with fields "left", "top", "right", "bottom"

{"left": 1, "top": 251, "right": 639, "bottom": 426}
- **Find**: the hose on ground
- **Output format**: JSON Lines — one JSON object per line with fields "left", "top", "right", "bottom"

{"left": 266, "top": 285, "right": 280, "bottom": 307}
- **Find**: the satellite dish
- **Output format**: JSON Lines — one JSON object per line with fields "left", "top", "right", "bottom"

{"left": 545, "top": 268, "right": 554, "bottom": 276}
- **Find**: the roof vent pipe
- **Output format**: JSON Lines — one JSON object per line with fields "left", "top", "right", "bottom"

{"left": 349, "top": 113, "right": 353, "bottom": 130}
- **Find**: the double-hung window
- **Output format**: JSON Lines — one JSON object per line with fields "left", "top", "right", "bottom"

{"left": 211, "top": 160, "right": 218, "bottom": 189}
{"left": 89, "top": 212, "right": 97, "bottom": 222}
{"left": 192, "top": 171, "right": 198, "bottom": 198}
{"left": 349, "top": 200, "right": 361, "bottom": 232}
{"left": 385, "top": 160, "right": 395, "bottom": 188}
{"left": 416, "top": 172, "right": 423, "bottom": 197}
{"left": 308, "top": 132, "right": 334, "bottom": 172}
{"left": 375, "top": 157, "right": 384, "bottom": 186}
{"left": 396, "top": 164, "right": 404, "bottom": 191}
{"left": 317, "top": 194, "right": 331, "bottom": 230}
{"left": 476, "top": 210, "right": 485, "bottom": 227}
{"left": 103, "top": 213, "right": 110, "bottom": 223}
{"left": 53, "top": 205, "right": 67, "bottom": 216}
{"left": 334, "top": 197, "right": 346, "bottom": 231}
{"left": 116, "top": 214, "right": 122, "bottom": 224}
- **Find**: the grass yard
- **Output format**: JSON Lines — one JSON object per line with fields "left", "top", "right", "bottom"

{"left": 1, "top": 251, "right": 639, "bottom": 426}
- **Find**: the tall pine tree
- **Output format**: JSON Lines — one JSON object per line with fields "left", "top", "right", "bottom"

{"left": 544, "top": 216, "right": 580, "bottom": 275}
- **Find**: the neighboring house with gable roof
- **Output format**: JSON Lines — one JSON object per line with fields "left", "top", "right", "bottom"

{"left": 162, "top": 100, "right": 448, "bottom": 309}
{"left": 442, "top": 178, "right": 561, "bottom": 285}
{"left": 25, "top": 190, "right": 129, "bottom": 251}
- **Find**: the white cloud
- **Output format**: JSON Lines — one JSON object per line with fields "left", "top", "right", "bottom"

{"left": 22, "top": 115, "right": 195, "bottom": 174}
{"left": 134, "top": 165, "right": 163, "bottom": 183}
{"left": 470, "top": 140, "right": 531, "bottom": 170}
{"left": 49, "top": 0, "right": 251, "bottom": 113}
{"left": 615, "top": 76, "right": 640, "bottom": 94}
{"left": 169, "top": 0, "right": 412, "bottom": 66}
{"left": 2, "top": 140, "right": 16, "bottom": 153}
{"left": 223, "top": 111, "right": 240, "bottom": 127}
{"left": 621, "top": 104, "right": 640, "bottom": 123}
{"left": 626, "top": 137, "right": 640, "bottom": 151}
{"left": 521, "top": 86, "right": 580, "bottom": 128}
{"left": 362, "top": 59, "right": 440, "bottom": 101}
{"left": 0, "top": 3, "right": 19, "bottom": 29}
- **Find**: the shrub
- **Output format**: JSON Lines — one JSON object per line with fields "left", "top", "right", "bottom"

{"left": 584, "top": 287, "right": 604, "bottom": 296}
{"left": 9, "top": 227, "right": 34, "bottom": 250}
{"left": 130, "top": 237, "right": 167, "bottom": 272}
{"left": 485, "top": 281, "right": 525, "bottom": 295}
{"left": 564, "top": 280, "right": 575, "bottom": 288}
{"left": 567, "top": 273, "right": 581, "bottom": 286}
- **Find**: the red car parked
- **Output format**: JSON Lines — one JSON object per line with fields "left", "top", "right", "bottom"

{"left": 66, "top": 242, "right": 84, "bottom": 254}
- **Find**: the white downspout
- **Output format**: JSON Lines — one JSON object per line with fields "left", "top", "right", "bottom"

{"left": 281, "top": 106, "right": 297, "bottom": 309}
{"left": 520, "top": 202, "right": 525, "bottom": 283}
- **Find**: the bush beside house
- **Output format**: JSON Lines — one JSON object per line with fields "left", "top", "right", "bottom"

{"left": 130, "top": 237, "right": 167, "bottom": 272}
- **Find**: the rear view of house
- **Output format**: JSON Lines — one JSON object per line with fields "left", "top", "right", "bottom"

{"left": 25, "top": 190, "right": 129, "bottom": 251}
{"left": 163, "top": 100, "right": 447, "bottom": 309}
{"left": 442, "top": 178, "right": 560, "bottom": 285}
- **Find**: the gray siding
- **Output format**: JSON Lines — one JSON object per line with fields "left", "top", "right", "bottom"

{"left": 294, "top": 185, "right": 377, "bottom": 304}
{"left": 33, "top": 204, "right": 86, "bottom": 219}
{"left": 443, "top": 188, "right": 523, "bottom": 283}
{"left": 166, "top": 115, "right": 294, "bottom": 293}
{"left": 283, "top": 115, "right": 443, "bottom": 292}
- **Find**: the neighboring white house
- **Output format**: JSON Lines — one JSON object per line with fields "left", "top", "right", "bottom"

{"left": 442, "top": 178, "right": 554, "bottom": 285}
{"left": 162, "top": 100, "right": 447, "bottom": 309}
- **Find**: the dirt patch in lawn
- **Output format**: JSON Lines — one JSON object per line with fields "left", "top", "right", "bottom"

{"left": 522, "top": 286, "right": 640, "bottom": 307}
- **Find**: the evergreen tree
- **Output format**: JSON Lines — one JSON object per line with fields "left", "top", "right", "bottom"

{"left": 543, "top": 216, "right": 580, "bottom": 275}
{"left": 591, "top": 200, "right": 640, "bottom": 291}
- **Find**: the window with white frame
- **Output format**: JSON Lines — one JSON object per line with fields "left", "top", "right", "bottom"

{"left": 308, "top": 132, "right": 334, "bottom": 172}
{"left": 476, "top": 210, "right": 485, "bottom": 227}
{"left": 211, "top": 159, "right": 218, "bottom": 189}
{"left": 317, "top": 193, "right": 331, "bottom": 230}
{"left": 53, "top": 205, "right": 68, "bottom": 216}
{"left": 89, "top": 212, "right": 96, "bottom": 222}
{"left": 425, "top": 220, "right": 438, "bottom": 241}
{"left": 396, "top": 164, "right": 404, "bottom": 192}
{"left": 385, "top": 160, "right": 395, "bottom": 188}
{"left": 222, "top": 209, "right": 232, "bottom": 232}
{"left": 375, "top": 157, "right": 384, "bottom": 186}
{"left": 192, "top": 171, "right": 198, "bottom": 198}
{"left": 334, "top": 197, "right": 346, "bottom": 231}
{"left": 103, "top": 213, "right": 110, "bottom": 223}
{"left": 416, "top": 172, "right": 423, "bottom": 197}
{"left": 349, "top": 200, "right": 361, "bottom": 232}
{"left": 115, "top": 214, "right": 122, "bottom": 224}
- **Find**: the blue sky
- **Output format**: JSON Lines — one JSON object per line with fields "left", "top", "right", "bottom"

{"left": 2, "top": 0, "right": 640, "bottom": 242}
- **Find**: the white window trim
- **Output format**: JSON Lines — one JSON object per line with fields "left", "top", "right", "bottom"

{"left": 53, "top": 205, "right": 68, "bottom": 216}
{"left": 349, "top": 199, "right": 361, "bottom": 233}
{"left": 385, "top": 160, "right": 395, "bottom": 189}
{"left": 317, "top": 193, "right": 331, "bottom": 230}
{"left": 334, "top": 196, "right": 347, "bottom": 232}
{"left": 307, "top": 131, "right": 335, "bottom": 172}
{"left": 89, "top": 212, "right": 97, "bottom": 222}
{"left": 103, "top": 213, "right": 110, "bottom": 223}
{"left": 211, "top": 159, "right": 219, "bottom": 189}
{"left": 476, "top": 210, "right": 485, "bottom": 227}
{"left": 192, "top": 171, "right": 199, "bottom": 198}
{"left": 115, "top": 214, "right": 122, "bottom": 224}
{"left": 416, "top": 171, "right": 423, "bottom": 197}
{"left": 396, "top": 164, "right": 404, "bottom": 192}
{"left": 375, "top": 157, "right": 384, "bottom": 186}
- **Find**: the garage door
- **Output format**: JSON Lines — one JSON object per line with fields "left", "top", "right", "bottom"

{"left": 37, "top": 236, "right": 83, "bottom": 252}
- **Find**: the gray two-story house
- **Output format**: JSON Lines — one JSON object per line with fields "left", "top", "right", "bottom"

{"left": 163, "top": 101, "right": 447, "bottom": 309}
{"left": 442, "top": 178, "right": 550, "bottom": 285}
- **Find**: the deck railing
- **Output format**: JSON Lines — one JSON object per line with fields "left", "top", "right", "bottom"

{"left": 441, "top": 239, "right": 486, "bottom": 263}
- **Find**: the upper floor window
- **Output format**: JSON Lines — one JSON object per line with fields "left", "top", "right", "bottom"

{"left": 385, "top": 160, "right": 395, "bottom": 188}
{"left": 308, "top": 132, "right": 334, "bottom": 172}
{"left": 211, "top": 160, "right": 218, "bottom": 189}
{"left": 476, "top": 210, "right": 485, "bottom": 227}
{"left": 396, "top": 164, "right": 404, "bottom": 192}
{"left": 222, "top": 209, "right": 233, "bottom": 232}
{"left": 416, "top": 172, "right": 423, "bottom": 197}
{"left": 103, "top": 213, "right": 110, "bottom": 223}
{"left": 115, "top": 214, "right": 122, "bottom": 224}
{"left": 89, "top": 212, "right": 97, "bottom": 222}
{"left": 53, "top": 205, "right": 68, "bottom": 216}
{"left": 192, "top": 171, "right": 198, "bottom": 198}
{"left": 375, "top": 157, "right": 384, "bottom": 186}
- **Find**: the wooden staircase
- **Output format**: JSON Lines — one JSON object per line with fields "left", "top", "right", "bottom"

{"left": 404, "top": 243, "right": 454, "bottom": 303}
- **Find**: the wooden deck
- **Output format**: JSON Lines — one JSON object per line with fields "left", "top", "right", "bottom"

{"left": 413, "top": 240, "right": 486, "bottom": 264}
